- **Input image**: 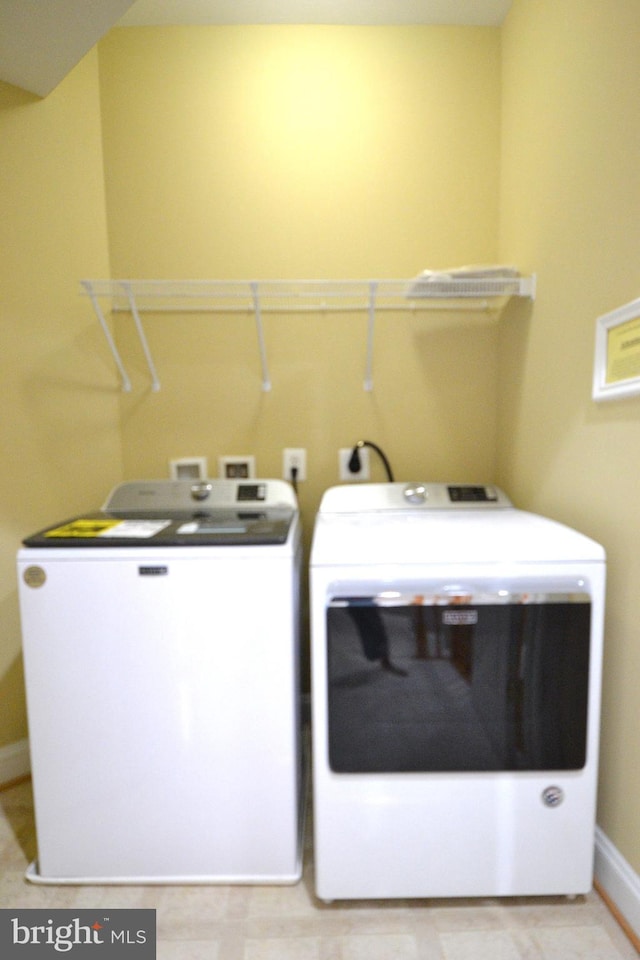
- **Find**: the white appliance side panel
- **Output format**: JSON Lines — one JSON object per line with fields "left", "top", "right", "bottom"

{"left": 19, "top": 549, "right": 301, "bottom": 882}
{"left": 310, "top": 560, "right": 605, "bottom": 900}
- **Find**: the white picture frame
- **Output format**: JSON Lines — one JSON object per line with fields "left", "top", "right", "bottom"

{"left": 593, "top": 296, "right": 640, "bottom": 402}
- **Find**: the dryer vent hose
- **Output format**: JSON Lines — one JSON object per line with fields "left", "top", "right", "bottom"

{"left": 348, "top": 440, "right": 394, "bottom": 482}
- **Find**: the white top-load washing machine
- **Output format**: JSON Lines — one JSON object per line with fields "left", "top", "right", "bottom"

{"left": 18, "top": 479, "right": 303, "bottom": 884}
{"left": 310, "top": 483, "right": 605, "bottom": 901}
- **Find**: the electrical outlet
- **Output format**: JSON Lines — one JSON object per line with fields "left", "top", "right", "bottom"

{"left": 169, "top": 457, "right": 208, "bottom": 480}
{"left": 339, "top": 447, "right": 370, "bottom": 481}
{"left": 218, "top": 455, "right": 256, "bottom": 480}
{"left": 283, "top": 448, "right": 306, "bottom": 482}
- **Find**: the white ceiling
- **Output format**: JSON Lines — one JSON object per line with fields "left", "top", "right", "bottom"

{"left": 119, "top": 1, "right": 513, "bottom": 28}
{"left": 0, "top": 0, "right": 134, "bottom": 96}
{"left": 0, "top": 1, "right": 512, "bottom": 97}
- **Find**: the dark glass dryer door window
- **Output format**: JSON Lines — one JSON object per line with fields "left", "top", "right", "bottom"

{"left": 326, "top": 590, "right": 591, "bottom": 774}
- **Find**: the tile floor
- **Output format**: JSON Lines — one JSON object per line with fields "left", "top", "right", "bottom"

{"left": 0, "top": 777, "right": 637, "bottom": 959}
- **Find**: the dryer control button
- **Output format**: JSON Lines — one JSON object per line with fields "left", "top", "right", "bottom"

{"left": 404, "top": 484, "right": 427, "bottom": 504}
{"left": 191, "top": 482, "right": 213, "bottom": 501}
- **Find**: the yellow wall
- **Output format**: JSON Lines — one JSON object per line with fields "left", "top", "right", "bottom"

{"left": 499, "top": 0, "right": 640, "bottom": 873}
{"left": 0, "top": 51, "right": 123, "bottom": 749}
{"left": 97, "top": 25, "right": 505, "bottom": 527}
{"left": 3, "top": 9, "right": 640, "bottom": 894}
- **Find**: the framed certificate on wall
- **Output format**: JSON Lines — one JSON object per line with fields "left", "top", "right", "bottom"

{"left": 593, "top": 297, "right": 640, "bottom": 401}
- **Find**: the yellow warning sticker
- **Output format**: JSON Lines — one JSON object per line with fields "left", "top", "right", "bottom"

{"left": 44, "top": 519, "right": 122, "bottom": 538}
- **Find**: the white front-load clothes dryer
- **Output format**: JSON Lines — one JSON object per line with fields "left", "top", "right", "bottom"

{"left": 18, "top": 479, "right": 303, "bottom": 884}
{"left": 310, "top": 483, "right": 605, "bottom": 901}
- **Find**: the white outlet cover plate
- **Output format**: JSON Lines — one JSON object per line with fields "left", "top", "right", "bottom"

{"left": 170, "top": 457, "right": 208, "bottom": 480}
{"left": 218, "top": 455, "right": 256, "bottom": 479}
{"left": 339, "top": 447, "right": 370, "bottom": 481}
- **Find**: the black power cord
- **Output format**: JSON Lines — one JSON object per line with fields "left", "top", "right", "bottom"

{"left": 348, "top": 440, "right": 394, "bottom": 482}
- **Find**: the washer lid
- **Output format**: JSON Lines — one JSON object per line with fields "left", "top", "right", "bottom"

{"left": 22, "top": 479, "right": 298, "bottom": 548}
{"left": 22, "top": 510, "right": 297, "bottom": 547}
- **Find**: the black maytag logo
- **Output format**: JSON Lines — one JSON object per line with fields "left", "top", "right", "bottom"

{"left": 138, "top": 566, "right": 168, "bottom": 576}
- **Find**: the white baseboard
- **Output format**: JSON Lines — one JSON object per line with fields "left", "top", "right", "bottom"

{"left": 595, "top": 825, "right": 640, "bottom": 940}
{"left": 0, "top": 738, "right": 30, "bottom": 786}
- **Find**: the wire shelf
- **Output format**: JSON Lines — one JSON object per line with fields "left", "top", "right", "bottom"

{"left": 81, "top": 275, "right": 536, "bottom": 392}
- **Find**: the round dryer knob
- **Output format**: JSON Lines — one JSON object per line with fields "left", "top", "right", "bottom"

{"left": 403, "top": 483, "right": 428, "bottom": 504}
{"left": 190, "top": 481, "right": 212, "bottom": 502}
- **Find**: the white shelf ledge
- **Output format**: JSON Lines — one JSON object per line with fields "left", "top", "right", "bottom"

{"left": 81, "top": 275, "right": 536, "bottom": 392}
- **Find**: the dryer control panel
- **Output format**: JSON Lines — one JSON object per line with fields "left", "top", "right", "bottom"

{"left": 319, "top": 483, "right": 512, "bottom": 514}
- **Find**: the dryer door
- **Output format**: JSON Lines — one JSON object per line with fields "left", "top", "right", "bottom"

{"left": 326, "top": 585, "right": 591, "bottom": 774}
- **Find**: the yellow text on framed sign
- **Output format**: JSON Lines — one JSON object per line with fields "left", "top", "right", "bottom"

{"left": 593, "top": 297, "right": 640, "bottom": 401}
